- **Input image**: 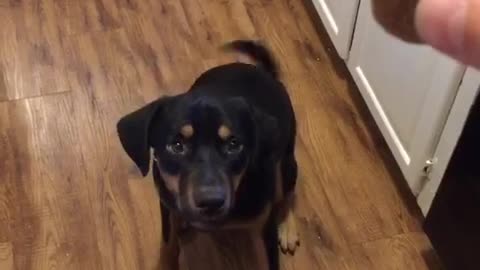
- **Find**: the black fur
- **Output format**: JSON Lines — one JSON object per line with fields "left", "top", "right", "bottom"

{"left": 264, "top": 209, "right": 280, "bottom": 270}
{"left": 117, "top": 40, "right": 297, "bottom": 270}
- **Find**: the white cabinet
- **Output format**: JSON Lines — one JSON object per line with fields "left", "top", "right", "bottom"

{"left": 311, "top": 0, "right": 477, "bottom": 214}
{"left": 311, "top": 0, "right": 359, "bottom": 59}
{"left": 347, "top": 0, "right": 465, "bottom": 194}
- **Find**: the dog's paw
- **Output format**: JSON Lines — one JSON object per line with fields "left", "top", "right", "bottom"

{"left": 278, "top": 210, "right": 300, "bottom": 255}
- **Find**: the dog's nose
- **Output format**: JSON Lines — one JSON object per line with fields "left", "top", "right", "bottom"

{"left": 194, "top": 187, "right": 226, "bottom": 213}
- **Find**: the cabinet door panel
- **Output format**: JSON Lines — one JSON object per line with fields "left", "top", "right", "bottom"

{"left": 347, "top": 0, "right": 465, "bottom": 193}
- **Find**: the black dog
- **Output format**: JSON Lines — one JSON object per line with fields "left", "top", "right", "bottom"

{"left": 117, "top": 40, "right": 299, "bottom": 270}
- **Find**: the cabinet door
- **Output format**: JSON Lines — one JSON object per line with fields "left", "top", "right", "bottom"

{"left": 311, "top": 0, "right": 359, "bottom": 59}
{"left": 347, "top": 0, "right": 465, "bottom": 194}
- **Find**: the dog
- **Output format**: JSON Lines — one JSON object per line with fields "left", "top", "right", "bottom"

{"left": 117, "top": 40, "right": 299, "bottom": 270}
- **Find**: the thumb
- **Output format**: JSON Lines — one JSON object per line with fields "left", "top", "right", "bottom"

{"left": 416, "top": 0, "right": 480, "bottom": 68}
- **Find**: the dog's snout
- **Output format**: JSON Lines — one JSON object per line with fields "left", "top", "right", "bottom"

{"left": 193, "top": 187, "right": 226, "bottom": 213}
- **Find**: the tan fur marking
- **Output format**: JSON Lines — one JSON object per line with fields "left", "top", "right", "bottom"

{"left": 159, "top": 169, "right": 180, "bottom": 194}
{"left": 218, "top": 125, "right": 231, "bottom": 140}
{"left": 278, "top": 196, "right": 300, "bottom": 254}
{"left": 180, "top": 124, "right": 194, "bottom": 138}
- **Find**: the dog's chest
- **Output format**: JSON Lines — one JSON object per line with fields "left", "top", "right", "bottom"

{"left": 178, "top": 223, "right": 269, "bottom": 270}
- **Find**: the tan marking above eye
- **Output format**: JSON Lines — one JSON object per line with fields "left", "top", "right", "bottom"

{"left": 180, "top": 124, "right": 194, "bottom": 138}
{"left": 218, "top": 125, "right": 231, "bottom": 140}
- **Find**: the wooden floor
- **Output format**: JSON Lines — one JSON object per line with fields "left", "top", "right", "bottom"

{"left": 0, "top": 0, "right": 443, "bottom": 269}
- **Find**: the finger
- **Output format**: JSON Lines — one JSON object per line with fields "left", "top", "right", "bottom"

{"left": 416, "top": 0, "right": 480, "bottom": 68}
{"left": 371, "top": 0, "right": 422, "bottom": 43}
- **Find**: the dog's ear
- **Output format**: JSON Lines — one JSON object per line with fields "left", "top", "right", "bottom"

{"left": 117, "top": 97, "right": 171, "bottom": 176}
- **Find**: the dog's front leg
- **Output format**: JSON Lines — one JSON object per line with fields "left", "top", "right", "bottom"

{"left": 262, "top": 210, "right": 279, "bottom": 270}
{"left": 277, "top": 195, "right": 299, "bottom": 255}
{"left": 160, "top": 203, "right": 180, "bottom": 270}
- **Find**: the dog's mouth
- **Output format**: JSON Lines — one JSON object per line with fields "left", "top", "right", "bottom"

{"left": 198, "top": 206, "right": 228, "bottom": 219}
{"left": 175, "top": 170, "right": 240, "bottom": 230}
{"left": 189, "top": 222, "right": 226, "bottom": 231}
{"left": 186, "top": 199, "right": 231, "bottom": 224}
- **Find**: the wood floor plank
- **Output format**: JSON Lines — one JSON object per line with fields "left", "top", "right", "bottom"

{"left": 0, "top": 94, "right": 102, "bottom": 270}
{"left": 297, "top": 103, "right": 423, "bottom": 244}
{"left": 280, "top": 136, "right": 357, "bottom": 270}
{"left": 243, "top": 0, "right": 311, "bottom": 75}
{"left": 52, "top": 0, "right": 122, "bottom": 35}
{"left": 0, "top": 242, "right": 14, "bottom": 270}
{"left": 0, "top": 4, "right": 69, "bottom": 101}
{"left": 179, "top": 0, "right": 257, "bottom": 59}
{"left": 350, "top": 233, "right": 443, "bottom": 270}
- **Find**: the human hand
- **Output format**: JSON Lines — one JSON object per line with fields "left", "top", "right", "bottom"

{"left": 416, "top": 0, "right": 480, "bottom": 68}
{"left": 372, "top": 0, "right": 480, "bottom": 69}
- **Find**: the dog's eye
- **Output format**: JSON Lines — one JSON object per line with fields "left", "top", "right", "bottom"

{"left": 225, "top": 137, "right": 243, "bottom": 155}
{"left": 166, "top": 140, "right": 188, "bottom": 155}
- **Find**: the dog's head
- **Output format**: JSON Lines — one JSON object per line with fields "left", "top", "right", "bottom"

{"left": 117, "top": 93, "right": 277, "bottom": 229}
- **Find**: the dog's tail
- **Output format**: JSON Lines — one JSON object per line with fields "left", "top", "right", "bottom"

{"left": 223, "top": 40, "right": 279, "bottom": 79}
